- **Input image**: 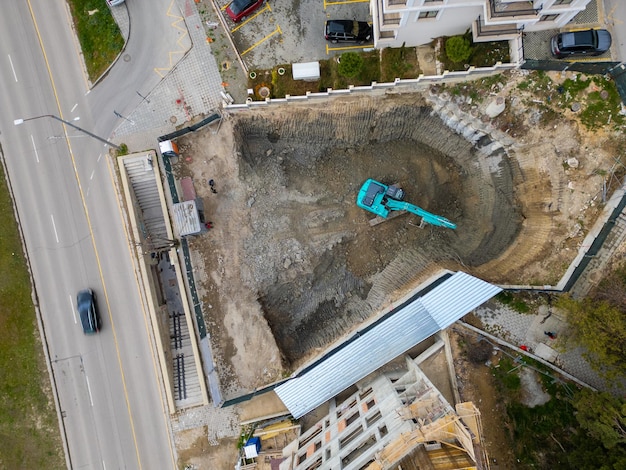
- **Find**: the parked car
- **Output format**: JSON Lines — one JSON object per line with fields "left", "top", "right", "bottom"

{"left": 77, "top": 289, "right": 100, "bottom": 335}
{"left": 225, "top": 0, "right": 264, "bottom": 23}
{"left": 106, "top": 0, "right": 126, "bottom": 6}
{"left": 550, "top": 29, "right": 611, "bottom": 59}
{"left": 325, "top": 20, "right": 372, "bottom": 44}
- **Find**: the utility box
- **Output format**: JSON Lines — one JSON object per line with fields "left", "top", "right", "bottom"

{"left": 244, "top": 437, "right": 261, "bottom": 458}
{"left": 158, "top": 140, "right": 179, "bottom": 156}
{"left": 292, "top": 61, "right": 320, "bottom": 81}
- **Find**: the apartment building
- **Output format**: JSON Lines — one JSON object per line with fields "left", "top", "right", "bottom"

{"left": 371, "top": 0, "right": 594, "bottom": 48}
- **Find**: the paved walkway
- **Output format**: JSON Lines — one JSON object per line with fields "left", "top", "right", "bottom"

{"left": 472, "top": 301, "right": 610, "bottom": 390}
{"left": 110, "top": 0, "right": 226, "bottom": 150}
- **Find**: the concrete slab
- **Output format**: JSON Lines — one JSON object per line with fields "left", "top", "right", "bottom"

{"left": 534, "top": 343, "right": 558, "bottom": 363}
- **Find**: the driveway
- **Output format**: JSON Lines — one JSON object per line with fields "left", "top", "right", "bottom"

{"left": 217, "top": 0, "right": 371, "bottom": 69}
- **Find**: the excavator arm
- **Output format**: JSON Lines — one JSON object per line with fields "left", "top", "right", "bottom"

{"left": 386, "top": 199, "right": 457, "bottom": 230}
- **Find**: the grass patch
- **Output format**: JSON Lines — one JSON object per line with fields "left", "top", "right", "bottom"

{"left": 247, "top": 66, "right": 323, "bottom": 100}
{"left": 495, "top": 291, "right": 530, "bottom": 313}
{"left": 0, "top": 165, "right": 64, "bottom": 467}
{"left": 513, "top": 71, "right": 625, "bottom": 130}
{"left": 579, "top": 77, "right": 625, "bottom": 129}
{"left": 438, "top": 31, "right": 510, "bottom": 71}
{"left": 492, "top": 356, "right": 522, "bottom": 393}
{"left": 67, "top": 0, "right": 124, "bottom": 81}
{"left": 248, "top": 51, "right": 382, "bottom": 99}
{"left": 247, "top": 45, "right": 428, "bottom": 99}
{"left": 381, "top": 45, "right": 421, "bottom": 82}
{"left": 442, "top": 73, "right": 507, "bottom": 104}
{"left": 488, "top": 353, "right": 626, "bottom": 468}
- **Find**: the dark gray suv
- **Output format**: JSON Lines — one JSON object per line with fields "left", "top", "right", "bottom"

{"left": 325, "top": 20, "right": 372, "bottom": 44}
{"left": 77, "top": 289, "right": 100, "bottom": 335}
{"left": 550, "top": 29, "right": 611, "bottom": 59}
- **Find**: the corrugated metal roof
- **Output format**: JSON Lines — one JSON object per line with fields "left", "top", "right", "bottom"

{"left": 274, "top": 272, "right": 501, "bottom": 419}
{"left": 421, "top": 271, "right": 501, "bottom": 330}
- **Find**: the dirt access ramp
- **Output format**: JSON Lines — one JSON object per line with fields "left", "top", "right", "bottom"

{"left": 171, "top": 73, "right": 623, "bottom": 398}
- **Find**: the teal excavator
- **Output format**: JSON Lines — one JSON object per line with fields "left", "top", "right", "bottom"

{"left": 356, "top": 179, "right": 456, "bottom": 230}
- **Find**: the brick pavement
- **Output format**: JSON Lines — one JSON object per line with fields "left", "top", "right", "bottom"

{"left": 473, "top": 301, "right": 610, "bottom": 390}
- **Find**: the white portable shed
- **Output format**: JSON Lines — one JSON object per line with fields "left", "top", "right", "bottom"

{"left": 292, "top": 62, "right": 320, "bottom": 81}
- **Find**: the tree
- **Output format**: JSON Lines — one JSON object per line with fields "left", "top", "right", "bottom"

{"left": 573, "top": 388, "right": 626, "bottom": 449}
{"left": 338, "top": 52, "right": 363, "bottom": 78}
{"left": 593, "top": 264, "right": 626, "bottom": 312}
{"left": 556, "top": 295, "right": 626, "bottom": 379}
{"left": 445, "top": 35, "right": 473, "bottom": 63}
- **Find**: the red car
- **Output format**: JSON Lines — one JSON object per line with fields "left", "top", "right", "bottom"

{"left": 225, "top": 0, "right": 264, "bottom": 22}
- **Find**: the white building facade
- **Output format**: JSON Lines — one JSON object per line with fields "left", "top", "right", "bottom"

{"left": 371, "top": 0, "right": 595, "bottom": 48}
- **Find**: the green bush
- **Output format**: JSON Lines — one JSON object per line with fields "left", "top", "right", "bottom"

{"left": 338, "top": 52, "right": 364, "bottom": 78}
{"left": 445, "top": 35, "right": 473, "bottom": 63}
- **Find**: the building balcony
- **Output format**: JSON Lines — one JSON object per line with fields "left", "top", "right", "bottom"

{"left": 473, "top": 15, "right": 522, "bottom": 42}
{"left": 487, "top": 0, "right": 538, "bottom": 20}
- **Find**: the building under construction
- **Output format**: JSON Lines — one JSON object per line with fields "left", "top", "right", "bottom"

{"left": 278, "top": 350, "right": 487, "bottom": 470}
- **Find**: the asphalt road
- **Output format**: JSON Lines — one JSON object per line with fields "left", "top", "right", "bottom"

{"left": 0, "top": 0, "right": 180, "bottom": 468}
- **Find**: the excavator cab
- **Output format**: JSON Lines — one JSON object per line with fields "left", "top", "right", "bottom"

{"left": 385, "top": 185, "right": 404, "bottom": 201}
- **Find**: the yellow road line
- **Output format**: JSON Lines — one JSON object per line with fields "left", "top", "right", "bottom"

{"left": 241, "top": 25, "right": 282, "bottom": 55}
{"left": 27, "top": 1, "right": 143, "bottom": 467}
{"left": 566, "top": 26, "right": 602, "bottom": 32}
{"left": 326, "top": 43, "right": 371, "bottom": 54}
{"left": 324, "top": 0, "right": 368, "bottom": 7}
{"left": 231, "top": 2, "right": 272, "bottom": 33}
{"left": 607, "top": 4, "right": 623, "bottom": 25}
{"left": 563, "top": 56, "right": 614, "bottom": 63}
{"left": 155, "top": 0, "right": 189, "bottom": 77}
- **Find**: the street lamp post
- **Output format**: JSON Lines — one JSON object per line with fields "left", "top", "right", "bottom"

{"left": 14, "top": 114, "right": 121, "bottom": 150}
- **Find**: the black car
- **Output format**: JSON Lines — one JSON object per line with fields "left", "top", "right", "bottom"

{"left": 550, "top": 29, "right": 612, "bottom": 59}
{"left": 77, "top": 289, "right": 100, "bottom": 335}
{"left": 325, "top": 20, "right": 372, "bottom": 44}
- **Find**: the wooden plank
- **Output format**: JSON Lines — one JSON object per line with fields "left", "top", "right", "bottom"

{"left": 368, "top": 210, "right": 407, "bottom": 227}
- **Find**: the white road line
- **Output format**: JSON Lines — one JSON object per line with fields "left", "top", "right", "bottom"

{"left": 90, "top": 169, "right": 95, "bottom": 180}
{"left": 97, "top": 153, "right": 102, "bottom": 163}
{"left": 85, "top": 375, "right": 94, "bottom": 407}
{"left": 8, "top": 54, "right": 18, "bottom": 82}
{"left": 102, "top": 460, "right": 106, "bottom": 470}
{"left": 70, "top": 103, "right": 78, "bottom": 113}
{"left": 50, "top": 214, "right": 59, "bottom": 243}
{"left": 70, "top": 294, "right": 77, "bottom": 324}
{"left": 31, "top": 135, "right": 40, "bottom": 163}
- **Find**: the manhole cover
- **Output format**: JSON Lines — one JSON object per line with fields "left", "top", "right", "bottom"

{"left": 170, "top": 116, "right": 177, "bottom": 123}
{"left": 258, "top": 86, "right": 270, "bottom": 98}
{"left": 123, "top": 54, "right": 131, "bottom": 62}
